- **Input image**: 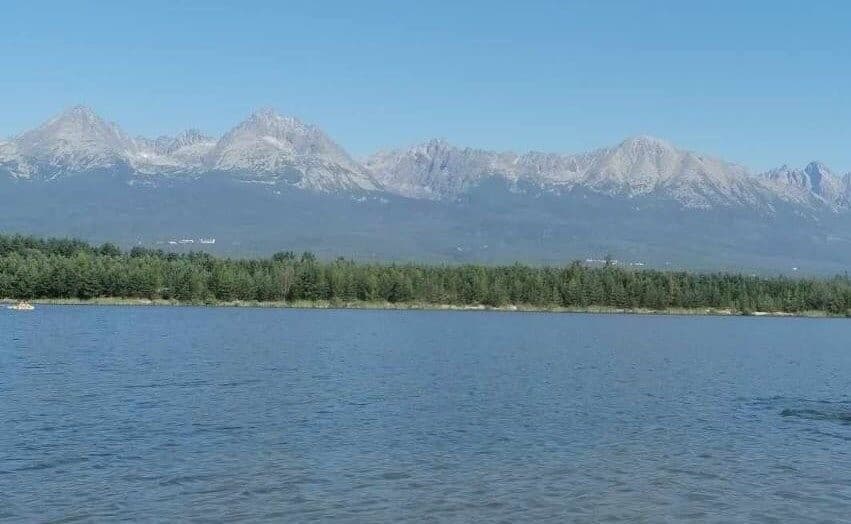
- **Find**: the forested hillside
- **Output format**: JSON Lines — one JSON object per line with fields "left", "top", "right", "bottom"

{"left": 2, "top": 234, "right": 850, "bottom": 315}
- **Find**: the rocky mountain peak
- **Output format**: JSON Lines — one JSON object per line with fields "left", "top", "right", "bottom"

{"left": 241, "top": 108, "right": 307, "bottom": 133}
{"left": 55, "top": 105, "right": 101, "bottom": 123}
{"left": 762, "top": 160, "right": 845, "bottom": 208}
{"left": 617, "top": 135, "right": 676, "bottom": 153}
{"left": 18, "top": 106, "right": 129, "bottom": 148}
{"left": 367, "top": 139, "right": 521, "bottom": 200}
{"left": 10, "top": 106, "right": 135, "bottom": 177}
{"left": 803, "top": 161, "right": 834, "bottom": 194}
{"left": 203, "top": 110, "right": 378, "bottom": 191}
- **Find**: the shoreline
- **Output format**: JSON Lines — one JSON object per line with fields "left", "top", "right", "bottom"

{"left": 4, "top": 297, "right": 840, "bottom": 318}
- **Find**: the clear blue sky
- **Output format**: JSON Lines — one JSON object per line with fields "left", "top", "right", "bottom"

{"left": 2, "top": 0, "right": 849, "bottom": 171}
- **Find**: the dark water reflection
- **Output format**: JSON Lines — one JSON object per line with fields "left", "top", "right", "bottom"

{"left": 2, "top": 307, "right": 851, "bottom": 521}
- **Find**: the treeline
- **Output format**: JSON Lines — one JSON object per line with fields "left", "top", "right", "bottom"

{"left": 1, "top": 233, "right": 851, "bottom": 314}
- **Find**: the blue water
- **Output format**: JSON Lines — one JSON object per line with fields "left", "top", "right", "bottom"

{"left": 3, "top": 306, "right": 851, "bottom": 521}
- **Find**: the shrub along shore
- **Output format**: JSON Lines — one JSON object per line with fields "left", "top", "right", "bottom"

{"left": 1, "top": 234, "right": 850, "bottom": 317}
{"left": 13, "top": 297, "right": 835, "bottom": 318}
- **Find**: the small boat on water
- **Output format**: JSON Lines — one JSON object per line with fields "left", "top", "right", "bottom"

{"left": 7, "top": 301, "right": 35, "bottom": 311}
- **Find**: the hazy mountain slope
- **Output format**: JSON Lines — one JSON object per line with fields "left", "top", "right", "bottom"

{"left": 2, "top": 106, "right": 851, "bottom": 272}
{"left": 1, "top": 175, "right": 850, "bottom": 274}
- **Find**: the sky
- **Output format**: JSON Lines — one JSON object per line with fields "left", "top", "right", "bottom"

{"left": 1, "top": 0, "right": 850, "bottom": 171}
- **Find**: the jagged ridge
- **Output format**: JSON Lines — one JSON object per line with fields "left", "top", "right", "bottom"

{"left": 1, "top": 106, "right": 849, "bottom": 211}
{"left": 368, "top": 136, "right": 851, "bottom": 211}
{"left": 0, "top": 106, "right": 379, "bottom": 192}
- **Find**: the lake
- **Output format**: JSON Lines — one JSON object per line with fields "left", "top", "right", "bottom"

{"left": 2, "top": 306, "right": 851, "bottom": 521}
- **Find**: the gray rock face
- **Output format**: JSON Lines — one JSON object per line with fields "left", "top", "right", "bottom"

{"left": 368, "top": 135, "right": 850, "bottom": 211}
{"left": 1, "top": 107, "right": 379, "bottom": 192}
{"left": 205, "top": 109, "right": 378, "bottom": 191}
{"left": 6, "top": 106, "right": 135, "bottom": 178}
{"left": 762, "top": 161, "right": 848, "bottom": 209}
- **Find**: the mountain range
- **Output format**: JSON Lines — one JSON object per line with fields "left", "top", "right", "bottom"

{"left": 1, "top": 106, "right": 850, "bottom": 272}
{"left": 4, "top": 105, "right": 850, "bottom": 209}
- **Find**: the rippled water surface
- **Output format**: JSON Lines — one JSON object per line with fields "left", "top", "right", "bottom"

{"left": 3, "top": 307, "right": 851, "bottom": 521}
